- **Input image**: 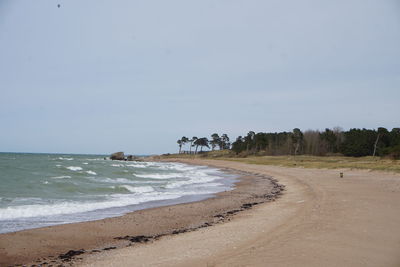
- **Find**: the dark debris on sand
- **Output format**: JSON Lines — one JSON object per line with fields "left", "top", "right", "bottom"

{"left": 112, "top": 174, "right": 285, "bottom": 249}
{"left": 58, "top": 249, "right": 85, "bottom": 261}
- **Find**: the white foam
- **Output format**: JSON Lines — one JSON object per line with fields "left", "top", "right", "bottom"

{"left": 121, "top": 185, "right": 154, "bottom": 193}
{"left": 165, "top": 181, "right": 191, "bottom": 189}
{"left": 58, "top": 157, "right": 74, "bottom": 161}
{"left": 135, "top": 173, "right": 183, "bottom": 179}
{"left": 161, "top": 164, "right": 198, "bottom": 172}
{"left": 51, "top": 175, "right": 72, "bottom": 179}
{"left": 66, "top": 166, "right": 83, "bottom": 171}
{"left": 126, "top": 164, "right": 147, "bottom": 168}
{"left": 83, "top": 162, "right": 89, "bottom": 165}
{"left": 86, "top": 177, "right": 136, "bottom": 184}
{"left": 193, "top": 182, "right": 224, "bottom": 188}
{"left": 165, "top": 177, "right": 217, "bottom": 189}
{"left": 0, "top": 193, "right": 181, "bottom": 220}
{"left": 0, "top": 161, "right": 234, "bottom": 225}
{"left": 141, "top": 162, "right": 158, "bottom": 167}
{"left": 111, "top": 164, "right": 124, "bottom": 167}
{"left": 166, "top": 189, "right": 219, "bottom": 196}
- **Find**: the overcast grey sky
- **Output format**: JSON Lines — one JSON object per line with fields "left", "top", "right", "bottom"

{"left": 0, "top": 0, "right": 399, "bottom": 154}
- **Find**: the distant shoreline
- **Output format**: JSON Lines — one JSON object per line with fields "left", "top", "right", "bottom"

{"left": 0, "top": 160, "right": 283, "bottom": 266}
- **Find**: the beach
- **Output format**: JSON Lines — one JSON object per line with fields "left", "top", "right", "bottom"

{"left": 1, "top": 159, "right": 400, "bottom": 266}
{"left": 0, "top": 160, "right": 283, "bottom": 266}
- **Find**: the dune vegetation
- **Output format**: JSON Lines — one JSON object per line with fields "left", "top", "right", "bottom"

{"left": 160, "top": 150, "right": 400, "bottom": 173}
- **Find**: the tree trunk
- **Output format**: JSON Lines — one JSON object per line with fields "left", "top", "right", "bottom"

{"left": 179, "top": 145, "right": 182, "bottom": 154}
{"left": 373, "top": 133, "right": 380, "bottom": 157}
{"left": 294, "top": 143, "right": 299, "bottom": 157}
{"left": 195, "top": 145, "right": 198, "bottom": 154}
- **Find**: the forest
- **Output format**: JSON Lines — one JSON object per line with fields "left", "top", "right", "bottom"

{"left": 177, "top": 128, "right": 400, "bottom": 159}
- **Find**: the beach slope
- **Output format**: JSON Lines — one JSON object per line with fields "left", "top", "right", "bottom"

{"left": 80, "top": 159, "right": 400, "bottom": 267}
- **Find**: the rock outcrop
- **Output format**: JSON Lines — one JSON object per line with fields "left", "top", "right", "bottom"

{"left": 110, "top": 152, "right": 125, "bottom": 160}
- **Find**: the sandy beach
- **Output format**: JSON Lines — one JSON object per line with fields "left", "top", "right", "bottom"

{"left": 0, "top": 160, "right": 283, "bottom": 266}
{"left": 2, "top": 1, "right": 399, "bottom": 266}
{"left": 80, "top": 159, "right": 400, "bottom": 267}
{"left": 1, "top": 159, "right": 400, "bottom": 266}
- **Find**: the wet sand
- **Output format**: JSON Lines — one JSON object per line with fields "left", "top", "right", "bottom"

{"left": 0, "top": 161, "right": 283, "bottom": 266}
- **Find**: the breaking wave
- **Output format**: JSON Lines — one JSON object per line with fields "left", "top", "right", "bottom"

{"left": 0, "top": 155, "right": 236, "bottom": 233}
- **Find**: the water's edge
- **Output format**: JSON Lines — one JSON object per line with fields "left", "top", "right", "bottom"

{"left": 0, "top": 156, "right": 238, "bottom": 234}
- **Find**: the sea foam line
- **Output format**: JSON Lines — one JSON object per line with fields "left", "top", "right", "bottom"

{"left": 66, "top": 166, "right": 82, "bottom": 171}
{"left": 0, "top": 193, "right": 182, "bottom": 220}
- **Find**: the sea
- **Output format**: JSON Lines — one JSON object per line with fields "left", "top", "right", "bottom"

{"left": 0, "top": 153, "right": 236, "bottom": 234}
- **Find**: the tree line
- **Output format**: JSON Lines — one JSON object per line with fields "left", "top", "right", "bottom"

{"left": 230, "top": 127, "right": 400, "bottom": 158}
{"left": 177, "top": 134, "right": 230, "bottom": 154}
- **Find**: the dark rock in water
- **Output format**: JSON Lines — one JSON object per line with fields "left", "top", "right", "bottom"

{"left": 110, "top": 152, "right": 125, "bottom": 160}
{"left": 127, "top": 155, "right": 145, "bottom": 161}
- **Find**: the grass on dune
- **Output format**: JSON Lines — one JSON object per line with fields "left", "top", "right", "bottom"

{"left": 160, "top": 151, "right": 400, "bottom": 173}
{"left": 222, "top": 155, "right": 400, "bottom": 173}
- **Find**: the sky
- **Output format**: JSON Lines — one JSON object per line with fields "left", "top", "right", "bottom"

{"left": 0, "top": 0, "right": 399, "bottom": 155}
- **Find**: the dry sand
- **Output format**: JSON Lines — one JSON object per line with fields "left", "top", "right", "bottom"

{"left": 78, "top": 159, "right": 400, "bottom": 267}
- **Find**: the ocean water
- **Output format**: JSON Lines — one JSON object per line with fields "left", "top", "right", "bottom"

{"left": 0, "top": 153, "right": 236, "bottom": 234}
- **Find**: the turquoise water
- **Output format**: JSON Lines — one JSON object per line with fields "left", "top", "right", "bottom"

{"left": 0, "top": 153, "right": 235, "bottom": 233}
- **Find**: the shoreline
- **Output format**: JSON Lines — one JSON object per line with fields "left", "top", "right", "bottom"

{"left": 0, "top": 166, "right": 237, "bottom": 235}
{"left": 0, "top": 161, "right": 284, "bottom": 266}
{"left": 79, "top": 159, "right": 400, "bottom": 267}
